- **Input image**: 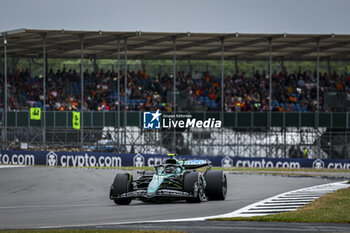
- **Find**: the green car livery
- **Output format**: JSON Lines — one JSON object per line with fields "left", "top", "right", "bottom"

{"left": 109, "top": 155, "right": 227, "bottom": 205}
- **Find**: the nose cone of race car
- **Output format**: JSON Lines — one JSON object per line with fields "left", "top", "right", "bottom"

{"left": 147, "top": 175, "right": 164, "bottom": 194}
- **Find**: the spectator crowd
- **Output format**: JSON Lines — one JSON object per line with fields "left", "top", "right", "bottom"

{"left": 1, "top": 67, "right": 349, "bottom": 112}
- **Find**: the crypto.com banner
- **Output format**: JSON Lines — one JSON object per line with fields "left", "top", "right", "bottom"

{"left": 0, "top": 150, "right": 350, "bottom": 169}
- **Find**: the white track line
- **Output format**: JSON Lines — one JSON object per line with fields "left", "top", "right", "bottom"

{"left": 210, "top": 180, "right": 350, "bottom": 218}
{"left": 0, "top": 203, "right": 111, "bottom": 209}
{"left": 0, "top": 165, "right": 27, "bottom": 168}
{"left": 39, "top": 180, "right": 350, "bottom": 229}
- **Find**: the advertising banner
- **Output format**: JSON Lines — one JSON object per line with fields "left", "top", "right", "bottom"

{"left": 0, "top": 150, "right": 350, "bottom": 169}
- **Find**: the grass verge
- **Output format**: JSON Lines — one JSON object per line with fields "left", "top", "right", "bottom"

{"left": 0, "top": 230, "right": 184, "bottom": 233}
{"left": 98, "top": 166, "right": 350, "bottom": 176}
{"left": 5, "top": 164, "right": 350, "bottom": 175}
{"left": 85, "top": 166, "right": 350, "bottom": 173}
{"left": 209, "top": 187, "right": 350, "bottom": 223}
{"left": 213, "top": 167, "right": 350, "bottom": 173}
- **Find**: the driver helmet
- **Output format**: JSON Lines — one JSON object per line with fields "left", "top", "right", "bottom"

{"left": 164, "top": 165, "right": 176, "bottom": 174}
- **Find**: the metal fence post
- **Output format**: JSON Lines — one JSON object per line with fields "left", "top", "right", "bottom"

{"left": 283, "top": 112, "right": 286, "bottom": 157}
{"left": 103, "top": 111, "right": 105, "bottom": 128}
{"left": 220, "top": 37, "right": 225, "bottom": 154}
{"left": 15, "top": 111, "right": 17, "bottom": 128}
{"left": 42, "top": 33, "right": 46, "bottom": 150}
{"left": 80, "top": 35, "right": 84, "bottom": 151}
{"left": 316, "top": 38, "right": 321, "bottom": 158}
{"left": 124, "top": 38, "right": 128, "bottom": 151}
{"left": 117, "top": 38, "right": 120, "bottom": 153}
{"left": 28, "top": 111, "right": 30, "bottom": 127}
{"left": 173, "top": 36, "right": 176, "bottom": 153}
{"left": 3, "top": 32, "right": 7, "bottom": 150}
{"left": 346, "top": 112, "right": 349, "bottom": 159}
{"left": 90, "top": 111, "right": 93, "bottom": 128}
{"left": 268, "top": 37, "right": 272, "bottom": 128}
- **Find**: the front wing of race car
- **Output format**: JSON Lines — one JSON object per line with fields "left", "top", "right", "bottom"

{"left": 109, "top": 188, "right": 192, "bottom": 201}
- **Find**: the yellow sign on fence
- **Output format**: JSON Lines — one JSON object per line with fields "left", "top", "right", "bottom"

{"left": 30, "top": 107, "right": 41, "bottom": 120}
{"left": 72, "top": 111, "right": 80, "bottom": 130}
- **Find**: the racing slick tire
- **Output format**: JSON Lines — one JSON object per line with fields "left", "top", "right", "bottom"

{"left": 204, "top": 170, "right": 227, "bottom": 200}
{"left": 111, "top": 173, "right": 133, "bottom": 205}
{"left": 184, "top": 172, "right": 205, "bottom": 203}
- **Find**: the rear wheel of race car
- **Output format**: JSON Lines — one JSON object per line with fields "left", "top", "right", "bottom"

{"left": 184, "top": 172, "right": 205, "bottom": 203}
{"left": 111, "top": 173, "right": 133, "bottom": 205}
{"left": 204, "top": 170, "right": 227, "bottom": 200}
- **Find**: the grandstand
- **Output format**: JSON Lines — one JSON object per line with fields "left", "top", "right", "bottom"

{"left": 1, "top": 29, "right": 350, "bottom": 158}
{"left": 1, "top": 68, "right": 349, "bottom": 112}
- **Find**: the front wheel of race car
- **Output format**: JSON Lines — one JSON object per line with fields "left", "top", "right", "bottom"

{"left": 110, "top": 173, "right": 133, "bottom": 205}
{"left": 184, "top": 172, "right": 205, "bottom": 203}
{"left": 204, "top": 170, "right": 227, "bottom": 200}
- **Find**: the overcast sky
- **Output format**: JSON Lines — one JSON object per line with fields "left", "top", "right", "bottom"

{"left": 1, "top": 0, "right": 350, "bottom": 34}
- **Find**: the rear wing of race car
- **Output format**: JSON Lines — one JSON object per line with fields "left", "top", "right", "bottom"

{"left": 179, "top": 159, "right": 212, "bottom": 170}
{"left": 167, "top": 154, "right": 212, "bottom": 170}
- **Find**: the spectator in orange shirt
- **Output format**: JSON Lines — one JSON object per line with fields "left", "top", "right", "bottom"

{"left": 141, "top": 70, "right": 148, "bottom": 79}
{"left": 289, "top": 96, "right": 297, "bottom": 103}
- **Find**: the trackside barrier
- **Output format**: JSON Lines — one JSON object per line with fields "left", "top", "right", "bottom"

{"left": 0, "top": 150, "right": 350, "bottom": 169}
{"left": 4, "top": 111, "right": 350, "bottom": 128}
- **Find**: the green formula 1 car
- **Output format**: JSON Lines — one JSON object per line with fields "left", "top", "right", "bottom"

{"left": 109, "top": 155, "right": 227, "bottom": 205}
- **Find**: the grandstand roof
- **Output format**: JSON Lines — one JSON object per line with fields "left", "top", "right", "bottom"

{"left": 1, "top": 29, "right": 350, "bottom": 61}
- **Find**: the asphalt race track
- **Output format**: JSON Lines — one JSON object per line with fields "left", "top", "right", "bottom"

{"left": 0, "top": 167, "right": 344, "bottom": 230}
{"left": 90, "top": 221, "right": 350, "bottom": 233}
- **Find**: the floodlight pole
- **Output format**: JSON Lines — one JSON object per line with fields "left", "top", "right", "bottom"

{"left": 235, "top": 57, "right": 238, "bottom": 74}
{"left": 173, "top": 36, "right": 176, "bottom": 153}
{"left": 268, "top": 38, "right": 272, "bottom": 128}
{"left": 187, "top": 56, "right": 192, "bottom": 74}
{"left": 3, "top": 32, "right": 7, "bottom": 150}
{"left": 124, "top": 38, "right": 127, "bottom": 150}
{"left": 42, "top": 33, "right": 46, "bottom": 150}
{"left": 221, "top": 37, "right": 225, "bottom": 153}
{"left": 316, "top": 38, "right": 320, "bottom": 158}
{"left": 80, "top": 36, "right": 84, "bottom": 151}
{"left": 173, "top": 36, "right": 176, "bottom": 113}
{"left": 141, "top": 57, "right": 145, "bottom": 71}
{"left": 117, "top": 38, "right": 121, "bottom": 153}
{"left": 327, "top": 57, "right": 331, "bottom": 78}
{"left": 221, "top": 38, "right": 224, "bottom": 121}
